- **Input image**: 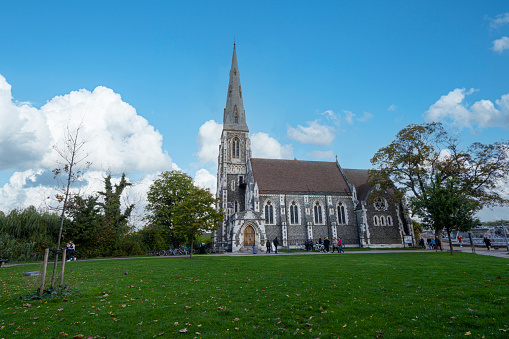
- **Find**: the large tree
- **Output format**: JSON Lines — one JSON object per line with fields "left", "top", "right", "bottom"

{"left": 145, "top": 171, "right": 197, "bottom": 246}
{"left": 173, "top": 186, "right": 223, "bottom": 258}
{"left": 370, "top": 122, "right": 508, "bottom": 243}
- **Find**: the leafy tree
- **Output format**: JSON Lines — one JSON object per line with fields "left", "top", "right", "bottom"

{"left": 370, "top": 122, "right": 509, "bottom": 240}
{"left": 413, "top": 174, "right": 478, "bottom": 254}
{"left": 173, "top": 186, "right": 224, "bottom": 258}
{"left": 145, "top": 171, "right": 195, "bottom": 245}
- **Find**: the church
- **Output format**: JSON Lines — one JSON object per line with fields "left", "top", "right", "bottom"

{"left": 212, "top": 45, "right": 414, "bottom": 252}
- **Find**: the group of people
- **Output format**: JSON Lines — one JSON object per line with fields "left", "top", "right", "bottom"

{"left": 418, "top": 237, "right": 443, "bottom": 251}
{"left": 265, "top": 236, "right": 345, "bottom": 254}
{"left": 66, "top": 241, "right": 76, "bottom": 262}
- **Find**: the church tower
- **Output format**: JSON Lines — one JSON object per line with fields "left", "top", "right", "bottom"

{"left": 215, "top": 44, "right": 252, "bottom": 247}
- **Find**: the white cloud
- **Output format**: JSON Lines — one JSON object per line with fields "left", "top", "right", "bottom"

{"left": 424, "top": 88, "right": 509, "bottom": 129}
{"left": 343, "top": 110, "right": 355, "bottom": 124}
{"left": 308, "top": 150, "right": 335, "bottom": 160}
{"left": 490, "top": 12, "right": 509, "bottom": 29}
{"left": 388, "top": 104, "right": 397, "bottom": 111}
{"left": 287, "top": 120, "right": 335, "bottom": 145}
{"left": 357, "top": 112, "right": 373, "bottom": 122}
{"left": 194, "top": 168, "right": 217, "bottom": 194}
{"left": 251, "top": 132, "right": 293, "bottom": 159}
{"left": 492, "top": 36, "right": 509, "bottom": 53}
{"left": 196, "top": 120, "right": 222, "bottom": 165}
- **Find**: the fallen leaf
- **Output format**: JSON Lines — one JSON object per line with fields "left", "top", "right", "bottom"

{"left": 179, "top": 328, "right": 187, "bottom": 333}
{"left": 72, "top": 335, "right": 84, "bottom": 339}
{"left": 59, "top": 332, "right": 68, "bottom": 337}
{"left": 343, "top": 324, "right": 347, "bottom": 328}
{"left": 306, "top": 323, "right": 313, "bottom": 327}
{"left": 465, "top": 331, "right": 471, "bottom": 335}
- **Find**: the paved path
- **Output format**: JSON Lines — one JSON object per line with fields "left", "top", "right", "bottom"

{"left": 3, "top": 244, "right": 508, "bottom": 267}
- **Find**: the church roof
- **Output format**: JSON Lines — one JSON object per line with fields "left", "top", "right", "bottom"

{"left": 250, "top": 158, "right": 351, "bottom": 195}
{"left": 223, "top": 44, "right": 249, "bottom": 132}
{"left": 341, "top": 168, "right": 370, "bottom": 201}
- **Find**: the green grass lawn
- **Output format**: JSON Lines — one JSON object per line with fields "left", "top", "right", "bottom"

{"left": 1, "top": 253, "right": 508, "bottom": 338}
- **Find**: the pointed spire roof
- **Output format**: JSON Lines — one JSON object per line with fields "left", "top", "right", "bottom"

{"left": 223, "top": 43, "right": 249, "bottom": 132}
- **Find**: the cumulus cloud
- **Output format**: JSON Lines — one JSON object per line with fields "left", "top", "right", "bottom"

{"left": 194, "top": 168, "right": 217, "bottom": 194}
{"left": 195, "top": 120, "right": 222, "bottom": 165}
{"left": 424, "top": 88, "right": 509, "bottom": 129}
{"left": 251, "top": 132, "right": 293, "bottom": 159}
{"left": 492, "top": 36, "right": 509, "bottom": 53}
{"left": 287, "top": 120, "right": 335, "bottom": 145}
{"left": 0, "top": 74, "right": 178, "bottom": 221}
{"left": 308, "top": 150, "right": 335, "bottom": 160}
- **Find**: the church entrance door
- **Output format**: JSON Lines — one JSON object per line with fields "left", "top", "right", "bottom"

{"left": 244, "top": 226, "right": 255, "bottom": 246}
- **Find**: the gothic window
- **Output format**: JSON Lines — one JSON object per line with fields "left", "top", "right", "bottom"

{"left": 373, "top": 215, "right": 379, "bottom": 226}
{"left": 337, "top": 202, "right": 346, "bottom": 224}
{"left": 380, "top": 216, "right": 386, "bottom": 226}
{"left": 313, "top": 202, "right": 323, "bottom": 224}
{"left": 234, "top": 200, "right": 239, "bottom": 214}
{"left": 387, "top": 215, "right": 393, "bottom": 226}
{"left": 264, "top": 201, "right": 274, "bottom": 224}
{"left": 228, "top": 85, "right": 232, "bottom": 98}
{"left": 289, "top": 201, "right": 299, "bottom": 225}
{"left": 232, "top": 137, "right": 240, "bottom": 158}
{"left": 239, "top": 86, "right": 242, "bottom": 98}
{"left": 233, "top": 105, "right": 239, "bottom": 124}
{"left": 374, "top": 197, "right": 387, "bottom": 211}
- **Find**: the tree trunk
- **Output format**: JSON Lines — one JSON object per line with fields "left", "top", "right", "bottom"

{"left": 189, "top": 238, "right": 193, "bottom": 259}
{"left": 447, "top": 228, "right": 454, "bottom": 255}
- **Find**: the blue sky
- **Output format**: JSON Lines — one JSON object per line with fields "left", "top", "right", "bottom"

{"left": 0, "top": 1, "right": 508, "bottom": 221}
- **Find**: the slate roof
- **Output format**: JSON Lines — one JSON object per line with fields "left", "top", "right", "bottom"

{"left": 341, "top": 168, "right": 371, "bottom": 202}
{"left": 250, "top": 158, "right": 351, "bottom": 195}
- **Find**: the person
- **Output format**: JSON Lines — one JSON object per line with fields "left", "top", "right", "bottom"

{"left": 458, "top": 236, "right": 463, "bottom": 247}
{"left": 427, "top": 238, "right": 432, "bottom": 250}
{"left": 323, "top": 237, "right": 330, "bottom": 253}
{"left": 435, "top": 236, "right": 442, "bottom": 251}
{"left": 67, "top": 241, "right": 76, "bottom": 261}
{"left": 273, "top": 237, "right": 279, "bottom": 254}
{"left": 338, "top": 237, "right": 345, "bottom": 253}
{"left": 331, "top": 237, "right": 339, "bottom": 253}
{"left": 305, "top": 240, "right": 312, "bottom": 251}
{"left": 431, "top": 237, "right": 436, "bottom": 250}
{"left": 266, "top": 240, "right": 271, "bottom": 253}
{"left": 483, "top": 236, "right": 491, "bottom": 251}
{"left": 418, "top": 238, "right": 425, "bottom": 249}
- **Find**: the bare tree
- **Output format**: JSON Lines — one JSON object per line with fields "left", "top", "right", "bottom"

{"left": 50, "top": 124, "right": 90, "bottom": 287}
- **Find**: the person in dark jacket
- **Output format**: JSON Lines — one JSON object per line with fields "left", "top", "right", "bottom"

{"left": 323, "top": 237, "right": 330, "bottom": 253}
{"left": 273, "top": 237, "right": 280, "bottom": 254}
{"left": 483, "top": 236, "right": 491, "bottom": 251}
{"left": 266, "top": 240, "right": 271, "bottom": 253}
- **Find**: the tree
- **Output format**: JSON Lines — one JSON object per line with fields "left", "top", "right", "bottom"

{"left": 370, "top": 123, "right": 508, "bottom": 244}
{"left": 145, "top": 171, "right": 195, "bottom": 245}
{"left": 51, "top": 124, "right": 90, "bottom": 286}
{"left": 413, "top": 174, "right": 479, "bottom": 254}
{"left": 173, "top": 186, "right": 224, "bottom": 258}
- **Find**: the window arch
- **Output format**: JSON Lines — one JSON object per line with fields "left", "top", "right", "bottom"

{"left": 373, "top": 215, "right": 379, "bottom": 226}
{"left": 380, "top": 215, "right": 386, "bottom": 226}
{"left": 313, "top": 201, "right": 323, "bottom": 224}
{"left": 233, "top": 105, "right": 239, "bottom": 124}
{"left": 234, "top": 200, "right": 239, "bottom": 214}
{"left": 289, "top": 201, "right": 299, "bottom": 225}
{"left": 264, "top": 201, "right": 274, "bottom": 224}
{"left": 387, "top": 215, "right": 393, "bottom": 226}
{"left": 337, "top": 202, "right": 346, "bottom": 224}
{"left": 232, "top": 137, "right": 240, "bottom": 159}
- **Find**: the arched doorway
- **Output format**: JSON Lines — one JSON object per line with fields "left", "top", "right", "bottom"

{"left": 244, "top": 225, "right": 255, "bottom": 246}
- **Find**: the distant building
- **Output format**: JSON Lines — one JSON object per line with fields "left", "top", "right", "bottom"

{"left": 213, "top": 45, "right": 413, "bottom": 252}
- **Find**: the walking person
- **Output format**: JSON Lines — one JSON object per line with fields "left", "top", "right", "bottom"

{"left": 427, "top": 238, "right": 432, "bottom": 250}
{"left": 331, "top": 237, "right": 339, "bottom": 253}
{"left": 266, "top": 240, "right": 271, "bottom": 253}
{"left": 435, "top": 236, "right": 442, "bottom": 251}
{"left": 483, "top": 236, "right": 491, "bottom": 251}
{"left": 67, "top": 241, "right": 76, "bottom": 261}
{"left": 458, "top": 235, "right": 463, "bottom": 248}
{"left": 323, "top": 237, "right": 330, "bottom": 253}
{"left": 273, "top": 237, "right": 279, "bottom": 254}
{"left": 338, "top": 237, "right": 345, "bottom": 253}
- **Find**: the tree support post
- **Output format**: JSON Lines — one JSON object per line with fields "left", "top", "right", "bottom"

{"left": 468, "top": 232, "right": 475, "bottom": 253}
{"left": 59, "top": 248, "right": 67, "bottom": 286}
{"left": 40, "top": 248, "right": 49, "bottom": 296}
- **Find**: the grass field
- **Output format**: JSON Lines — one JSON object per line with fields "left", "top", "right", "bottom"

{"left": 1, "top": 252, "right": 508, "bottom": 338}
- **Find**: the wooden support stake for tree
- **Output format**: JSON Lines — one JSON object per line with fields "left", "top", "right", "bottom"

{"left": 40, "top": 248, "right": 49, "bottom": 296}
{"left": 59, "top": 248, "right": 67, "bottom": 286}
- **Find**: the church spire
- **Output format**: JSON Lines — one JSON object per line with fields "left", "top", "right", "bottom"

{"left": 223, "top": 43, "right": 249, "bottom": 132}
